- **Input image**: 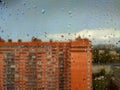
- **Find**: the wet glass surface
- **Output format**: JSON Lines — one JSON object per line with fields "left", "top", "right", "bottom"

{"left": 0, "top": 0, "right": 120, "bottom": 90}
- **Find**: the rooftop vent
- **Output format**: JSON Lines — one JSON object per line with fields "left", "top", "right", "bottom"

{"left": 8, "top": 39, "right": 12, "bottom": 42}
{"left": 18, "top": 39, "right": 22, "bottom": 42}
{"left": 75, "top": 36, "right": 82, "bottom": 41}
{"left": 49, "top": 39, "right": 53, "bottom": 42}
{"left": 31, "top": 37, "right": 42, "bottom": 42}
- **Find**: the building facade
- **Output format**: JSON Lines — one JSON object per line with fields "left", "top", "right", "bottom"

{"left": 0, "top": 37, "right": 92, "bottom": 90}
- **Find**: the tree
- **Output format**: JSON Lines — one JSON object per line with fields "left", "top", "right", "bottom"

{"left": 93, "top": 49, "right": 99, "bottom": 63}
{"left": 100, "top": 68, "right": 105, "bottom": 76}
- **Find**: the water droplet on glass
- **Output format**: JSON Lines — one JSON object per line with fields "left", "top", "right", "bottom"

{"left": 1, "top": 30, "right": 4, "bottom": 33}
{"left": 41, "top": 9, "right": 46, "bottom": 14}
{"left": 27, "top": 34, "right": 29, "bottom": 37}
{"left": 68, "top": 11, "right": 72, "bottom": 15}
{"left": 61, "top": 35, "right": 64, "bottom": 38}
{"left": 33, "top": 5, "right": 37, "bottom": 9}
{"left": 23, "top": 2, "right": 26, "bottom": 6}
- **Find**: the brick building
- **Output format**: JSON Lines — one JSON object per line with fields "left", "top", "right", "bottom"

{"left": 0, "top": 37, "right": 92, "bottom": 90}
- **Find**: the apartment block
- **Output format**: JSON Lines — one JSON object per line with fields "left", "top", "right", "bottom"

{"left": 0, "top": 37, "right": 92, "bottom": 90}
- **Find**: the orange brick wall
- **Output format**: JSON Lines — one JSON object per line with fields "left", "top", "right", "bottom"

{"left": 70, "top": 41, "right": 92, "bottom": 90}
{"left": 0, "top": 39, "right": 92, "bottom": 90}
{"left": 0, "top": 53, "right": 3, "bottom": 89}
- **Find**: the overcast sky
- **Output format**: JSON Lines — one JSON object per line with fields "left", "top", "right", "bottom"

{"left": 0, "top": 0, "right": 120, "bottom": 46}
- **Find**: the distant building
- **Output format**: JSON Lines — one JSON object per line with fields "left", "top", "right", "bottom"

{"left": 0, "top": 37, "right": 92, "bottom": 90}
{"left": 98, "top": 50, "right": 105, "bottom": 54}
{"left": 111, "top": 64, "right": 120, "bottom": 90}
{"left": 109, "top": 50, "right": 117, "bottom": 55}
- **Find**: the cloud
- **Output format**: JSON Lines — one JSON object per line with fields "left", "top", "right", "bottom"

{"left": 47, "top": 29, "right": 120, "bottom": 46}
{"left": 1, "top": 28, "right": 120, "bottom": 47}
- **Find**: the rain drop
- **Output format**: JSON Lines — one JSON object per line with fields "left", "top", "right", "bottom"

{"left": 41, "top": 9, "right": 46, "bottom": 14}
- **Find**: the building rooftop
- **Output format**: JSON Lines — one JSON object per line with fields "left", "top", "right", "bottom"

{"left": 0, "top": 37, "right": 92, "bottom": 47}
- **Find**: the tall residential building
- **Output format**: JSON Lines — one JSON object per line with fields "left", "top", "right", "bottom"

{"left": 0, "top": 37, "right": 92, "bottom": 90}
